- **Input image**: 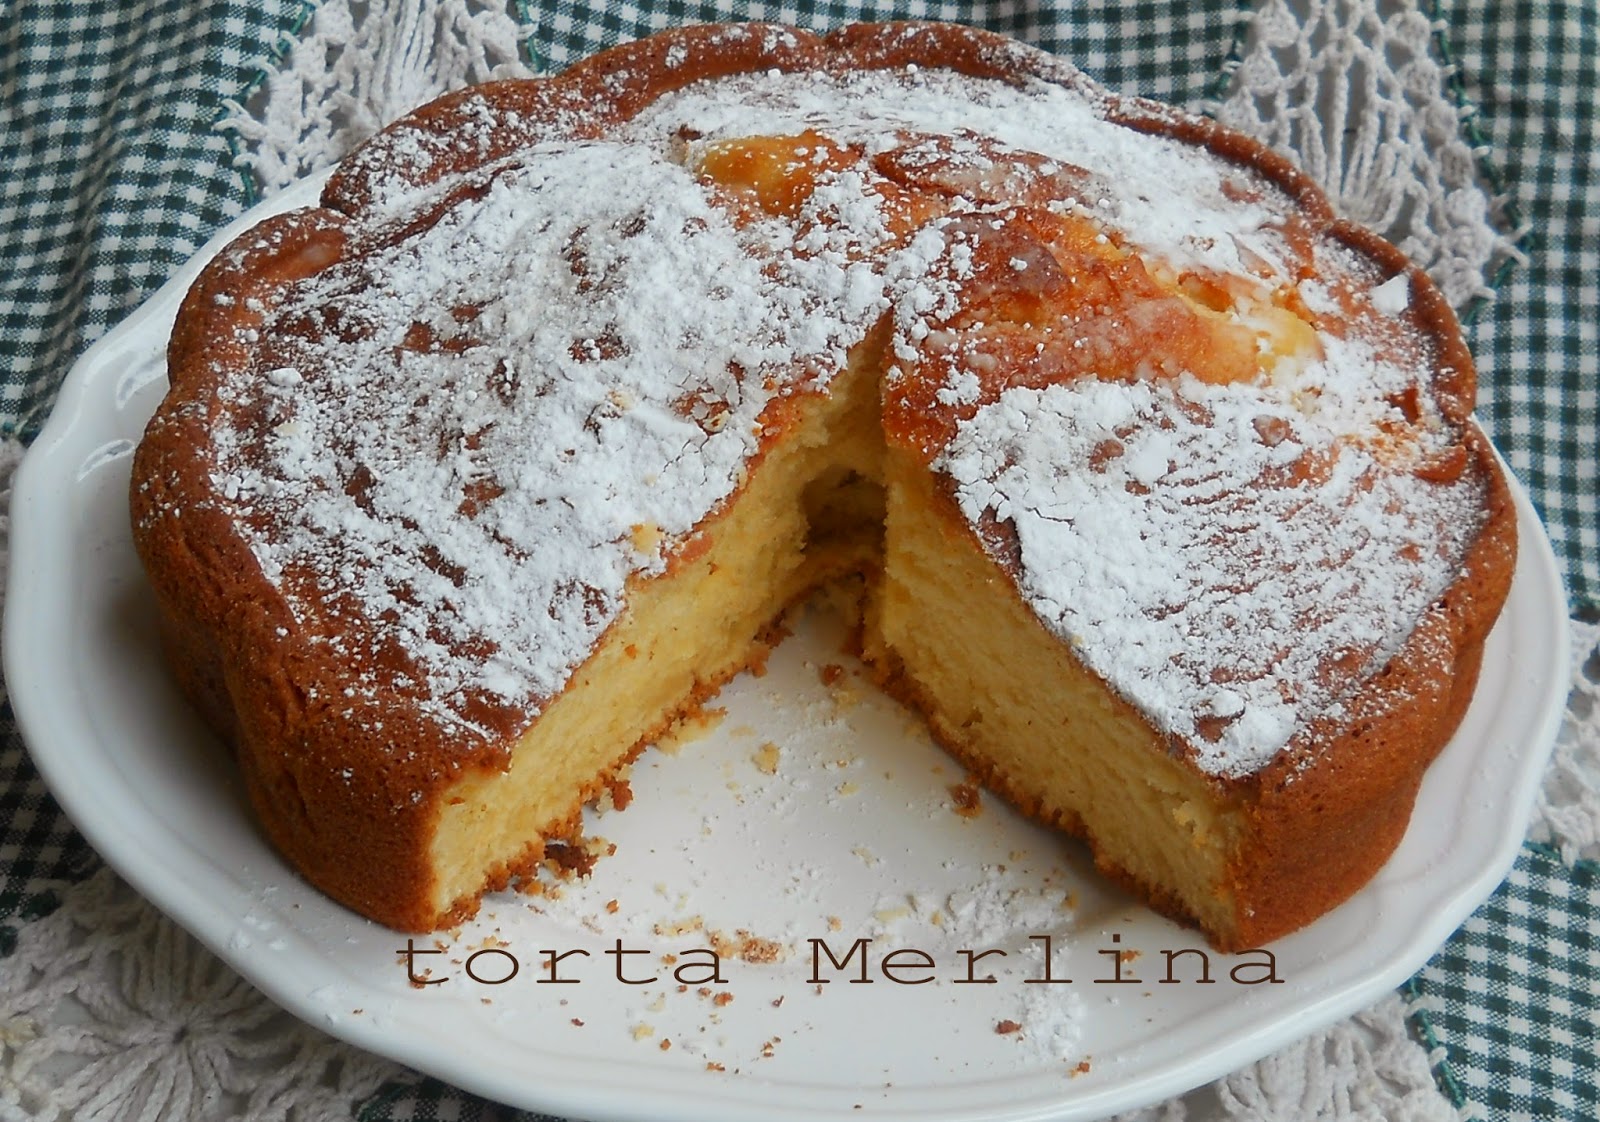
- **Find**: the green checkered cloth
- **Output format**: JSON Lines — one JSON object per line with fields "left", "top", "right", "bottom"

{"left": 1, "top": 1, "right": 1595, "bottom": 1119}
{"left": 514, "top": 0, "right": 1246, "bottom": 94}
{"left": 1406, "top": 846, "right": 1600, "bottom": 1121}
{"left": 1442, "top": 0, "right": 1599, "bottom": 613}
{"left": 0, "top": 0, "right": 312, "bottom": 932}
{"left": 0, "top": 0, "right": 315, "bottom": 442}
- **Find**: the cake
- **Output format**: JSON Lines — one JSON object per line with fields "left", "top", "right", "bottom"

{"left": 130, "top": 21, "right": 1516, "bottom": 951}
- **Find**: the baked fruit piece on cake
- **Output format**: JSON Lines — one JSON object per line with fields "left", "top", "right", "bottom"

{"left": 130, "top": 21, "right": 1515, "bottom": 950}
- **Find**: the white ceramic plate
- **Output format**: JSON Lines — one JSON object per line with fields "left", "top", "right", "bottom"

{"left": 5, "top": 174, "right": 1572, "bottom": 1122}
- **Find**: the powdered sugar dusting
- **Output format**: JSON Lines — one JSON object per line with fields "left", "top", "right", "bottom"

{"left": 936, "top": 362, "right": 1485, "bottom": 775}
{"left": 208, "top": 140, "right": 882, "bottom": 733}
{"left": 194, "top": 55, "right": 1486, "bottom": 774}
{"left": 622, "top": 67, "right": 1279, "bottom": 280}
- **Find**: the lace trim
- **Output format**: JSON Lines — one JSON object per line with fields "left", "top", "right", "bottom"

{"left": 1122, "top": 994, "right": 1464, "bottom": 1120}
{"left": 219, "top": 0, "right": 530, "bottom": 196}
{"left": 0, "top": 867, "right": 399, "bottom": 1122}
{"left": 219, "top": 1, "right": 318, "bottom": 208}
{"left": 1417, "top": 0, "right": 1529, "bottom": 325}
{"left": 1209, "top": 0, "right": 1522, "bottom": 309}
{"left": 1528, "top": 619, "right": 1600, "bottom": 866}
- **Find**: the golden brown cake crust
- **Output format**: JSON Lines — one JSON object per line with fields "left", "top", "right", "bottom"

{"left": 131, "top": 21, "right": 1516, "bottom": 942}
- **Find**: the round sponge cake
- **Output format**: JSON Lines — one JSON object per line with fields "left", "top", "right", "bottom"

{"left": 130, "top": 22, "right": 1515, "bottom": 950}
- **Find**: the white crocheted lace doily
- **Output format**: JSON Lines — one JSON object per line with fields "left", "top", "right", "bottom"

{"left": 2, "top": 1, "right": 1588, "bottom": 1120}
{"left": 1212, "top": 0, "right": 1523, "bottom": 309}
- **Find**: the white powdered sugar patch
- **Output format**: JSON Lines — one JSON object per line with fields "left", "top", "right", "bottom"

{"left": 1016, "top": 986, "right": 1085, "bottom": 1062}
{"left": 868, "top": 877, "right": 1073, "bottom": 947}
{"left": 1370, "top": 273, "right": 1411, "bottom": 315}
{"left": 936, "top": 364, "right": 1485, "bottom": 776}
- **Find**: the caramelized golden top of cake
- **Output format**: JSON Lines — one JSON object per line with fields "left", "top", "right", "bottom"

{"left": 137, "top": 22, "right": 1498, "bottom": 777}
